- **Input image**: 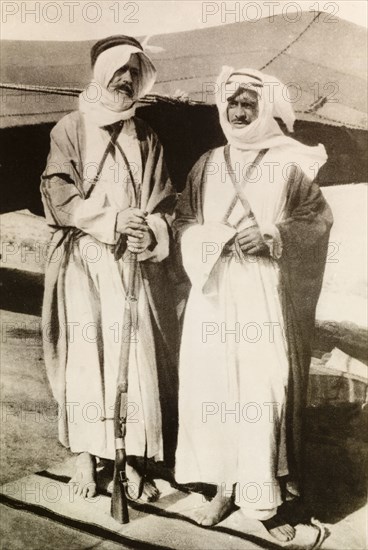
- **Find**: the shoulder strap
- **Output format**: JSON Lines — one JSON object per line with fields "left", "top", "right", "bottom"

{"left": 114, "top": 141, "right": 140, "bottom": 205}
{"left": 85, "top": 120, "right": 124, "bottom": 200}
{"left": 222, "top": 145, "right": 268, "bottom": 223}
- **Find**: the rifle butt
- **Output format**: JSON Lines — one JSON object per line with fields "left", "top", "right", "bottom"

{"left": 111, "top": 471, "right": 129, "bottom": 523}
{"left": 111, "top": 450, "right": 129, "bottom": 523}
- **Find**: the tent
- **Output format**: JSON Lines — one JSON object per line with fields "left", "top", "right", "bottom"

{"left": 0, "top": 11, "right": 367, "bottom": 214}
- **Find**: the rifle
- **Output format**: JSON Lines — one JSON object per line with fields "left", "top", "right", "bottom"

{"left": 111, "top": 181, "right": 146, "bottom": 523}
{"left": 110, "top": 250, "right": 137, "bottom": 523}
{"left": 85, "top": 121, "right": 145, "bottom": 523}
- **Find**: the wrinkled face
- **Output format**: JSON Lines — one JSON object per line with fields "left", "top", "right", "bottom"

{"left": 227, "top": 87, "right": 259, "bottom": 128}
{"left": 107, "top": 54, "right": 140, "bottom": 98}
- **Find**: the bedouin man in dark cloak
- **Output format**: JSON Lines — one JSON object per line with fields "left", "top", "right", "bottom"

{"left": 41, "top": 35, "right": 178, "bottom": 500}
{"left": 173, "top": 66, "right": 332, "bottom": 541}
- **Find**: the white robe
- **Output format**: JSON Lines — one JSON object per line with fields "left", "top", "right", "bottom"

{"left": 64, "top": 117, "right": 168, "bottom": 461}
{"left": 175, "top": 146, "right": 290, "bottom": 520}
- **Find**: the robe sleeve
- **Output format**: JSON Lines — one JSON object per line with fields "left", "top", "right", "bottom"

{"left": 276, "top": 164, "right": 333, "bottom": 333}
{"left": 130, "top": 125, "right": 178, "bottom": 263}
{"left": 41, "top": 118, "right": 119, "bottom": 245}
{"left": 262, "top": 223, "right": 283, "bottom": 259}
{"left": 142, "top": 128, "right": 177, "bottom": 218}
{"left": 276, "top": 165, "right": 333, "bottom": 257}
{"left": 137, "top": 213, "right": 170, "bottom": 263}
{"left": 73, "top": 196, "right": 119, "bottom": 245}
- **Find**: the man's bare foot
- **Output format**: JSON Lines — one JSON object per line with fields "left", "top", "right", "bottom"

{"left": 69, "top": 452, "right": 97, "bottom": 498}
{"left": 193, "top": 486, "right": 235, "bottom": 526}
{"left": 108, "top": 463, "right": 160, "bottom": 503}
{"left": 262, "top": 515, "right": 296, "bottom": 542}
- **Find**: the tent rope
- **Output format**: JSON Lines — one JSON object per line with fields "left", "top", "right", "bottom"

{"left": 260, "top": 11, "right": 320, "bottom": 70}
{"left": 0, "top": 82, "right": 82, "bottom": 96}
{"left": 2, "top": 110, "right": 73, "bottom": 118}
{"left": 0, "top": 83, "right": 202, "bottom": 105}
{"left": 1, "top": 30, "right": 367, "bottom": 133}
{"left": 152, "top": 12, "right": 321, "bottom": 83}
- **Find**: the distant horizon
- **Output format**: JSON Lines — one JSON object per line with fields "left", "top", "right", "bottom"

{"left": 1, "top": 0, "right": 367, "bottom": 42}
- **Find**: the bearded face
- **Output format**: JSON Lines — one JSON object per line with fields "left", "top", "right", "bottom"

{"left": 107, "top": 54, "right": 140, "bottom": 100}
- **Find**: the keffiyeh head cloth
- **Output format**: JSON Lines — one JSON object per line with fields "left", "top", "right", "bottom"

{"left": 216, "top": 66, "right": 327, "bottom": 177}
{"left": 79, "top": 35, "right": 156, "bottom": 127}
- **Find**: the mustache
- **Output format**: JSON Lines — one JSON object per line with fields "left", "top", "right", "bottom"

{"left": 232, "top": 117, "right": 250, "bottom": 124}
{"left": 116, "top": 82, "right": 134, "bottom": 97}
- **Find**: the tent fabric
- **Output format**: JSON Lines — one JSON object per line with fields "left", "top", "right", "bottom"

{"left": 1, "top": 12, "right": 367, "bottom": 129}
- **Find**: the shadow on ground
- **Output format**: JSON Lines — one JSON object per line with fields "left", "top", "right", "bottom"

{"left": 0, "top": 268, "right": 44, "bottom": 316}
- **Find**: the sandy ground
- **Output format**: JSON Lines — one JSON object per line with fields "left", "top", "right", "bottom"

{"left": 0, "top": 309, "right": 70, "bottom": 484}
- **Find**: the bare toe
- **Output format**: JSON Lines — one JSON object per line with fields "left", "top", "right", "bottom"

{"left": 192, "top": 492, "right": 235, "bottom": 526}
{"left": 125, "top": 464, "right": 160, "bottom": 502}
{"left": 69, "top": 453, "right": 97, "bottom": 500}
{"left": 193, "top": 507, "right": 208, "bottom": 525}
{"left": 200, "top": 514, "right": 216, "bottom": 527}
{"left": 84, "top": 482, "right": 97, "bottom": 499}
{"left": 263, "top": 517, "right": 296, "bottom": 542}
{"left": 282, "top": 524, "right": 296, "bottom": 540}
{"left": 69, "top": 479, "right": 82, "bottom": 497}
{"left": 143, "top": 480, "right": 160, "bottom": 502}
{"left": 272, "top": 528, "right": 289, "bottom": 542}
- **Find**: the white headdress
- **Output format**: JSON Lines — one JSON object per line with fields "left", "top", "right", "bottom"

{"left": 216, "top": 66, "right": 327, "bottom": 178}
{"left": 79, "top": 44, "right": 156, "bottom": 127}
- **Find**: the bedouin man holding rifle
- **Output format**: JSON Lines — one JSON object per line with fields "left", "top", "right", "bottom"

{"left": 41, "top": 35, "right": 179, "bottom": 507}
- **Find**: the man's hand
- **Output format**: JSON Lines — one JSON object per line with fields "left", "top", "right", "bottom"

{"left": 236, "top": 226, "right": 268, "bottom": 255}
{"left": 127, "top": 230, "right": 153, "bottom": 254}
{"left": 116, "top": 208, "right": 148, "bottom": 238}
